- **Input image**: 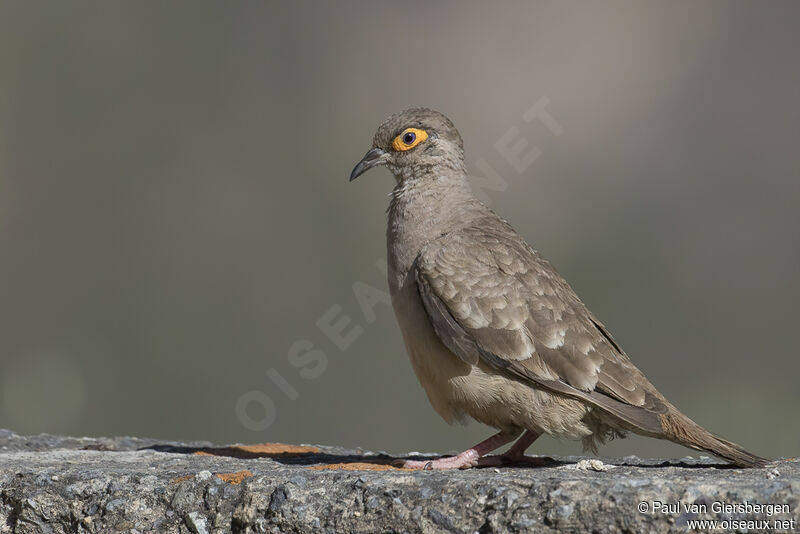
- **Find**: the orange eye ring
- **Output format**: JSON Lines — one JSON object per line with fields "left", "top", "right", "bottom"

{"left": 392, "top": 128, "right": 428, "bottom": 151}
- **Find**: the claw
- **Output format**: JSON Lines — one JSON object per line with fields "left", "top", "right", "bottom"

{"left": 393, "top": 430, "right": 542, "bottom": 470}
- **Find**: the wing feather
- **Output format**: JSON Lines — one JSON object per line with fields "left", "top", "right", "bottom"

{"left": 414, "top": 222, "right": 669, "bottom": 430}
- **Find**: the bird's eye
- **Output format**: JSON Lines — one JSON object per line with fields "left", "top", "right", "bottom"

{"left": 392, "top": 128, "right": 428, "bottom": 151}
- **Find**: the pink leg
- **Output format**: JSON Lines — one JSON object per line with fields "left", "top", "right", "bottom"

{"left": 505, "top": 429, "right": 540, "bottom": 459}
{"left": 473, "top": 430, "right": 543, "bottom": 467}
{"left": 401, "top": 430, "right": 520, "bottom": 470}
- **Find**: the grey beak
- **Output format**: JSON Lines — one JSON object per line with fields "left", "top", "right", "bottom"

{"left": 350, "top": 148, "right": 387, "bottom": 181}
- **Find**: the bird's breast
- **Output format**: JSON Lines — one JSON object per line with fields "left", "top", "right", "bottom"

{"left": 390, "top": 274, "right": 474, "bottom": 423}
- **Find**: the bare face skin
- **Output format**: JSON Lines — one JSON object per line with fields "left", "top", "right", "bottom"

{"left": 350, "top": 108, "right": 465, "bottom": 184}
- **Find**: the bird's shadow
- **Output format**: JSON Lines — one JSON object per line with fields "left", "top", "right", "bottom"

{"left": 139, "top": 443, "right": 565, "bottom": 470}
{"left": 136, "top": 443, "right": 733, "bottom": 470}
{"left": 140, "top": 443, "right": 405, "bottom": 470}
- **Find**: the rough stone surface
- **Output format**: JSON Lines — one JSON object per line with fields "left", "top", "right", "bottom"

{"left": 0, "top": 429, "right": 796, "bottom": 533}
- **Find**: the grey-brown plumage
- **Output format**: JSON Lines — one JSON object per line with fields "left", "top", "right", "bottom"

{"left": 350, "top": 108, "right": 766, "bottom": 469}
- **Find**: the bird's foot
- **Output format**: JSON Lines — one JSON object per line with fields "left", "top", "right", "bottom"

{"left": 397, "top": 452, "right": 550, "bottom": 470}
{"left": 393, "top": 430, "right": 530, "bottom": 470}
{"left": 396, "top": 449, "right": 481, "bottom": 470}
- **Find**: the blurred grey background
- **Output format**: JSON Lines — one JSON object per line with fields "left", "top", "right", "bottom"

{"left": 1, "top": 1, "right": 798, "bottom": 461}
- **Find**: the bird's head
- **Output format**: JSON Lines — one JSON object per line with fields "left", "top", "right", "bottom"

{"left": 349, "top": 108, "right": 465, "bottom": 183}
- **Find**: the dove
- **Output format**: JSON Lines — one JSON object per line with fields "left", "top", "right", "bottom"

{"left": 350, "top": 108, "right": 766, "bottom": 469}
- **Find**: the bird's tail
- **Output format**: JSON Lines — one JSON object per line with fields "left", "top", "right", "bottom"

{"left": 659, "top": 409, "right": 768, "bottom": 468}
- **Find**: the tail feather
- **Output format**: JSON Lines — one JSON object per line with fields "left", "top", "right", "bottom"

{"left": 659, "top": 410, "right": 768, "bottom": 468}
{"left": 521, "top": 365, "right": 768, "bottom": 467}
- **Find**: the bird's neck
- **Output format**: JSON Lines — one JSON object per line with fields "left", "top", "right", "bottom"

{"left": 386, "top": 171, "right": 486, "bottom": 290}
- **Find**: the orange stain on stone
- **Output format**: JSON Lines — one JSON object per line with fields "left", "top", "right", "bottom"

{"left": 190, "top": 442, "right": 320, "bottom": 459}
{"left": 237, "top": 443, "right": 319, "bottom": 454}
{"left": 171, "top": 470, "right": 254, "bottom": 484}
{"left": 216, "top": 470, "right": 253, "bottom": 484}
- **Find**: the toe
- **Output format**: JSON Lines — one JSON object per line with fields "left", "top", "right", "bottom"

{"left": 400, "top": 458, "right": 438, "bottom": 469}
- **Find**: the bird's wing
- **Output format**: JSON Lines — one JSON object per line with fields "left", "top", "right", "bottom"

{"left": 414, "top": 222, "right": 669, "bottom": 432}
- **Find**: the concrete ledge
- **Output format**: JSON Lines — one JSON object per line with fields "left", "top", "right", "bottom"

{"left": 0, "top": 430, "right": 796, "bottom": 533}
